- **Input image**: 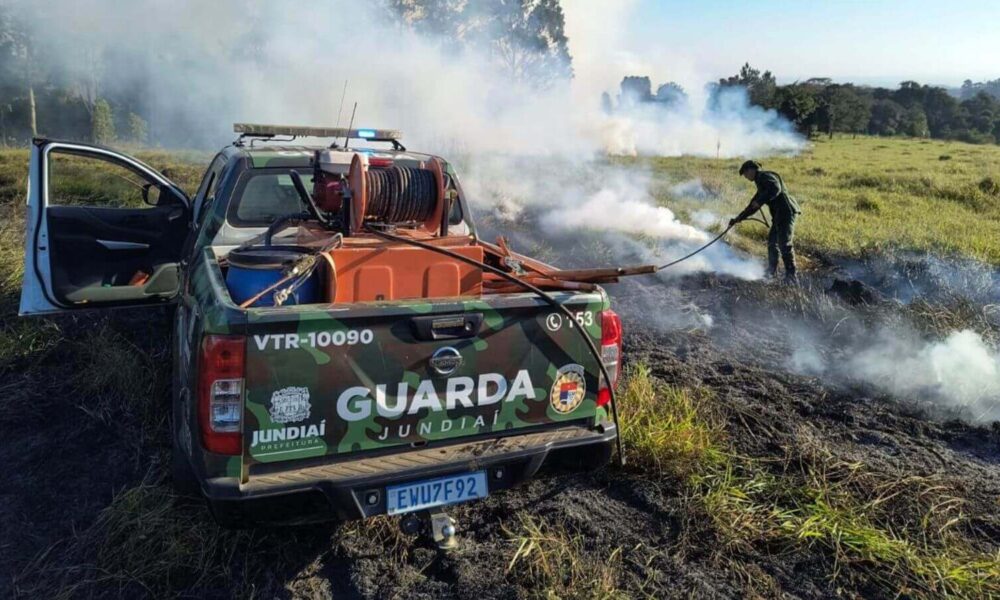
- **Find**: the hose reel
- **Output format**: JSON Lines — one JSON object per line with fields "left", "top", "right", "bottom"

{"left": 310, "top": 152, "right": 447, "bottom": 236}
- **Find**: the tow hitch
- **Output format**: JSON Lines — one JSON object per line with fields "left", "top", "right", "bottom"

{"left": 400, "top": 510, "right": 459, "bottom": 550}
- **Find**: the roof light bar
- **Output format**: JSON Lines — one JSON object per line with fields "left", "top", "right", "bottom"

{"left": 233, "top": 123, "right": 401, "bottom": 140}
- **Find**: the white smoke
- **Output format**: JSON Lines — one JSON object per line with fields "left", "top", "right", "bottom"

{"left": 464, "top": 160, "right": 762, "bottom": 279}
{"left": 541, "top": 190, "right": 707, "bottom": 243}
{"left": 20, "top": 0, "right": 804, "bottom": 157}
{"left": 789, "top": 323, "right": 1000, "bottom": 424}
{"left": 21, "top": 0, "right": 797, "bottom": 278}
{"left": 690, "top": 210, "right": 722, "bottom": 229}
{"left": 560, "top": 0, "right": 804, "bottom": 158}
{"left": 600, "top": 88, "right": 805, "bottom": 158}
{"left": 670, "top": 179, "right": 712, "bottom": 199}
{"left": 537, "top": 170, "right": 761, "bottom": 279}
{"left": 848, "top": 329, "right": 1000, "bottom": 423}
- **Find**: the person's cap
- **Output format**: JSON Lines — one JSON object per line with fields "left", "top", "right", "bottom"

{"left": 738, "top": 160, "right": 761, "bottom": 175}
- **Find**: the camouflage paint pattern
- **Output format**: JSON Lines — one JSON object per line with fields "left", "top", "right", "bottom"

{"left": 241, "top": 291, "right": 610, "bottom": 471}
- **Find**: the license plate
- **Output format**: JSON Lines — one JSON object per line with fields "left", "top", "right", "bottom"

{"left": 386, "top": 471, "right": 488, "bottom": 515}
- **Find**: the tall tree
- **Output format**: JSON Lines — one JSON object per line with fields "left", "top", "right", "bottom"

{"left": 719, "top": 62, "right": 777, "bottom": 109}
{"left": 960, "top": 78, "right": 1000, "bottom": 101}
{"left": 899, "top": 105, "right": 929, "bottom": 137}
{"left": 893, "top": 80, "right": 926, "bottom": 108}
{"left": 868, "top": 99, "right": 904, "bottom": 136}
{"left": 487, "top": 0, "right": 573, "bottom": 87}
{"left": 960, "top": 92, "right": 998, "bottom": 141}
{"left": 620, "top": 76, "right": 652, "bottom": 105}
{"left": 774, "top": 83, "right": 820, "bottom": 135}
{"left": 0, "top": 1, "right": 40, "bottom": 136}
{"left": 922, "top": 87, "right": 962, "bottom": 138}
{"left": 91, "top": 98, "right": 114, "bottom": 144}
{"left": 818, "top": 84, "right": 871, "bottom": 137}
{"left": 654, "top": 82, "right": 686, "bottom": 105}
{"left": 389, "top": 0, "right": 573, "bottom": 88}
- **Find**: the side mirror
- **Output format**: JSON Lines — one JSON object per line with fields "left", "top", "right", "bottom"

{"left": 142, "top": 183, "right": 162, "bottom": 206}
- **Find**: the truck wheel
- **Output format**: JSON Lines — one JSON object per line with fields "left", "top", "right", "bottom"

{"left": 209, "top": 502, "right": 247, "bottom": 529}
{"left": 171, "top": 442, "right": 200, "bottom": 497}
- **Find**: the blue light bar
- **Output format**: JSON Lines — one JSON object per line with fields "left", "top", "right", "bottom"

{"left": 233, "top": 124, "right": 402, "bottom": 140}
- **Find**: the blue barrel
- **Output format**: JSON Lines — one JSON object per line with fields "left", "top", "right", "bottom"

{"left": 225, "top": 246, "right": 320, "bottom": 307}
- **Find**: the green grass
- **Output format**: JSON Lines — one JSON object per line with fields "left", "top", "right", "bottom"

{"left": 635, "top": 135, "right": 1000, "bottom": 265}
{"left": 617, "top": 364, "right": 1000, "bottom": 599}
{"left": 617, "top": 362, "right": 725, "bottom": 475}
{"left": 504, "top": 515, "right": 627, "bottom": 600}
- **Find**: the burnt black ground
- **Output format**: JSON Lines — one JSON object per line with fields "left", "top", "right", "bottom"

{"left": 2, "top": 249, "right": 1000, "bottom": 599}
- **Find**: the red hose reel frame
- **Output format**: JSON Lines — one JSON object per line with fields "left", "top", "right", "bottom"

{"left": 314, "top": 152, "right": 446, "bottom": 235}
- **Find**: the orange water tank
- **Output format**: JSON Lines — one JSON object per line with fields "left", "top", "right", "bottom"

{"left": 326, "top": 244, "right": 483, "bottom": 303}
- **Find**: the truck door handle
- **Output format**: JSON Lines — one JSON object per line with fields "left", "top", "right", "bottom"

{"left": 410, "top": 314, "right": 484, "bottom": 341}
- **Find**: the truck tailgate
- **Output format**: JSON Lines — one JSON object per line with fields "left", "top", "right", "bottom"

{"left": 241, "top": 293, "right": 609, "bottom": 470}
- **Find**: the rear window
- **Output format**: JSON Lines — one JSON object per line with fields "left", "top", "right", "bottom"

{"left": 229, "top": 171, "right": 313, "bottom": 225}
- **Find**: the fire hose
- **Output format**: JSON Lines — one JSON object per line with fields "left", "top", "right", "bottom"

{"left": 656, "top": 215, "right": 766, "bottom": 271}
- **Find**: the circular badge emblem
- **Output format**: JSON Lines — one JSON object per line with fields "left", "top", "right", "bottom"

{"left": 550, "top": 364, "right": 586, "bottom": 414}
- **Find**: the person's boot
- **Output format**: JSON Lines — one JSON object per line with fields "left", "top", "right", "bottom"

{"left": 767, "top": 246, "right": 779, "bottom": 279}
{"left": 782, "top": 252, "right": 798, "bottom": 284}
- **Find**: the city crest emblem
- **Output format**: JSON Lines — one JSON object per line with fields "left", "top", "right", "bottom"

{"left": 549, "top": 364, "right": 586, "bottom": 414}
{"left": 269, "top": 386, "right": 311, "bottom": 424}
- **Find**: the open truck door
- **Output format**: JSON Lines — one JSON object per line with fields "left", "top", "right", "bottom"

{"left": 20, "top": 139, "right": 191, "bottom": 316}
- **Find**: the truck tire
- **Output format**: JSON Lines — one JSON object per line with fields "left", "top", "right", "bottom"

{"left": 209, "top": 502, "right": 248, "bottom": 529}
{"left": 170, "top": 305, "right": 200, "bottom": 498}
{"left": 171, "top": 440, "right": 200, "bottom": 497}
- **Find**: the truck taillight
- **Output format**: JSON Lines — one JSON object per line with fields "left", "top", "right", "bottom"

{"left": 198, "top": 335, "right": 245, "bottom": 455}
{"left": 597, "top": 309, "right": 623, "bottom": 408}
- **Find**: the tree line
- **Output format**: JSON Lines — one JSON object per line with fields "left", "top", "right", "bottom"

{"left": 610, "top": 65, "right": 1000, "bottom": 145}
{"left": 716, "top": 64, "right": 1000, "bottom": 144}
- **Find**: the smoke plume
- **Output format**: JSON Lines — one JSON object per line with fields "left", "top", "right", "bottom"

{"left": 464, "top": 159, "right": 762, "bottom": 279}
{"left": 19, "top": 1, "right": 806, "bottom": 155}
{"left": 849, "top": 329, "right": 1000, "bottom": 422}
{"left": 17, "top": 0, "right": 811, "bottom": 281}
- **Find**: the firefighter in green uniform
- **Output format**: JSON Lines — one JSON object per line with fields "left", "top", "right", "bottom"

{"left": 729, "top": 160, "right": 801, "bottom": 282}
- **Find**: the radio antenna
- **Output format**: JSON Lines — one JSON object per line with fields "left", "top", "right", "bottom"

{"left": 334, "top": 80, "right": 348, "bottom": 128}
{"left": 344, "top": 101, "right": 358, "bottom": 149}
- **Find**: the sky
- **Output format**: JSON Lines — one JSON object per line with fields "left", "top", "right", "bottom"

{"left": 604, "top": 0, "right": 1000, "bottom": 88}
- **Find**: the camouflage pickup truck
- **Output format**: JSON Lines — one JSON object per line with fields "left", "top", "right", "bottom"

{"left": 20, "top": 126, "right": 621, "bottom": 530}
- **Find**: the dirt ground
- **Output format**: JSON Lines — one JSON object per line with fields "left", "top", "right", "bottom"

{"left": 2, "top": 242, "right": 999, "bottom": 598}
